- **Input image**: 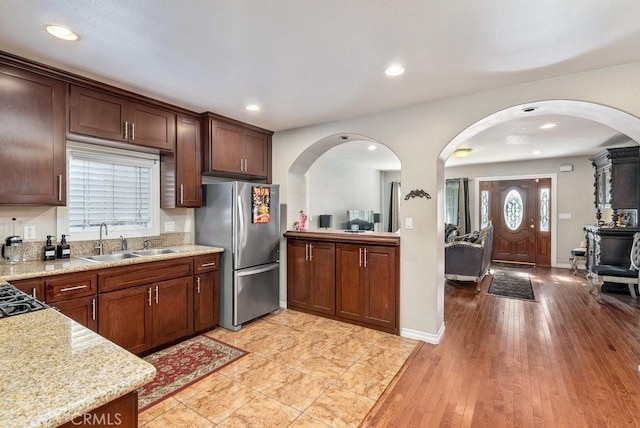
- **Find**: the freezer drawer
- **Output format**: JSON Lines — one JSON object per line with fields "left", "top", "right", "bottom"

{"left": 234, "top": 262, "right": 280, "bottom": 326}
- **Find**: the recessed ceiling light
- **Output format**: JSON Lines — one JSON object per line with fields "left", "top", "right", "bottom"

{"left": 540, "top": 123, "right": 557, "bottom": 129}
{"left": 340, "top": 136, "right": 349, "bottom": 140}
{"left": 44, "top": 24, "right": 80, "bottom": 41}
{"left": 533, "top": 150, "right": 542, "bottom": 155}
{"left": 384, "top": 65, "right": 405, "bottom": 77}
{"left": 368, "top": 144, "right": 377, "bottom": 151}
{"left": 521, "top": 106, "right": 538, "bottom": 113}
{"left": 245, "top": 104, "right": 260, "bottom": 111}
{"left": 452, "top": 148, "right": 473, "bottom": 158}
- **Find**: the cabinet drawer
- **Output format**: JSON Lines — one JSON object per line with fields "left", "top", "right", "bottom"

{"left": 45, "top": 271, "right": 98, "bottom": 303}
{"left": 194, "top": 254, "right": 220, "bottom": 273}
{"left": 98, "top": 258, "right": 194, "bottom": 293}
{"left": 11, "top": 278, "right": 45, "bottom": 301}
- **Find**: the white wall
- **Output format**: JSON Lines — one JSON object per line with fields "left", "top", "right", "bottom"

{"left": 307, "top": 156, "right": 382, "bottom": 229}
{"left": 272, "top": 60, "right": 640, "bottom": 344}
{"left": 445, "top": 155, "right": 597, "bottom": 266}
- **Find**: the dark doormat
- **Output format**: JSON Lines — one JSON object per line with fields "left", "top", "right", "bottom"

{"left": 491, "top": 261, "right": 534, "bottom": 269}
{"left": 488, "top": 270, "right": 535, "bottom": 300}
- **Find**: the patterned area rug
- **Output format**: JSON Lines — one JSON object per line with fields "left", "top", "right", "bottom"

{"left": 138, "top": 335, "right": 247, "bottom": 411}
{"left": 488, "top": 270, "right": 535, "bottom": 301}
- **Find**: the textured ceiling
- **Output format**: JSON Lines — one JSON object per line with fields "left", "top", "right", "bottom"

{"left": 1, "top": 0, "right": 639, "bottom": 165}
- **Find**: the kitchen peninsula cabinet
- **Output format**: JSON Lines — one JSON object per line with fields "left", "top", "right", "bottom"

{"left": 284, "top": 230, "right": 400, "bottom": 334}
{"left": 202, "top": 112, "right": 273, "bottom": 182}
{"left": 336, "top": 244, "right": 397, "bottom": 330}
{"left": 0, "top": 64, "right": 66, "bottom": 205}
{"left": 287, "top": 240, "right": 335, "bottom": 315}
{"left": 161, "top": 114, "right": 202, "bottom": 208}
{"left": 69, "top": 85, "right": 176, "bottom": 152}
{"left": 53, "top": 295, "right": 97, "bottom": 332}
{"left": 194, "top": 254, "right": 220, "bottom": 332}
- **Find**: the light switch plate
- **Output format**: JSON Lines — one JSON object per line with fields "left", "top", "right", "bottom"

{"left": 164, "top": 221, "right": 175, "bottom": 232}
{"left": 406, "top": 217, "right": 413, "bottom": 229}
{"left": 559, "top": 213, "right": 572, "bottom": 220}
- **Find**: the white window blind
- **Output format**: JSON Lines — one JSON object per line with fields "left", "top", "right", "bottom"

{"left": 67, "top": 144, "right": 158, "bottom": 232}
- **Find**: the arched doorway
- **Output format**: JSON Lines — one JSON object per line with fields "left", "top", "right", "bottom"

{"left": 439, "top": 99, "right": 640, "bottom": 276}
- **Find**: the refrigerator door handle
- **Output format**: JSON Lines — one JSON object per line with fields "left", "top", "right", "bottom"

{"left": 237, "top": 194, "right": 246, "bottom": 250}
{"left": 235, "top": 262, "right": 280, "bottom": 277}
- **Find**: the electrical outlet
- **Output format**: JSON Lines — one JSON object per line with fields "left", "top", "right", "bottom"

{"left": 164, "top": 221, "right": 175, "bottom": 232}
{"left": 24, "top": 225, "right": 36, "bottom": 240}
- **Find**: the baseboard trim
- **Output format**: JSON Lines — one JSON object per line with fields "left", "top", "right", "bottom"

{"left": 401, "top": 322, "right": 445, "bottom": 344}
{"left": 279, "top": 300, "right": 287, "bottom": 309}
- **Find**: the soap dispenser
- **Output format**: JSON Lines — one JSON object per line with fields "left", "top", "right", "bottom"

{"left": 56, "top": 234, "right": 71, "bottom": 259}
{"left": 43, "top": 235, "right": 56, "bottom": 261}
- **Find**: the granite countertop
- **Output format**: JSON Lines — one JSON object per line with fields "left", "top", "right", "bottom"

{"left": 283, "top": 229, "right": 401, "bottom": 246}
{"left": 0, "top": 309, "right": 156, "bottom": 427}
{"left": 0, "top": 244, "right": 224, "bottom": 284}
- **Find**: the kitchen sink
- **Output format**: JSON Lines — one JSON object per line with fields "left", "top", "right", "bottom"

{"left": 131, "top": 248, "right": 181, "bottom": 256}
{"left": 78, "top": 253, "right": 143, "bottom": 263}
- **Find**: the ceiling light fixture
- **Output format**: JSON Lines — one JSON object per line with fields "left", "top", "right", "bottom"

{"left": 533, "top": 150, "right": 542, "bottom": 155}
{"left": 384, "top": 65, "right": 405, "bottom": 77}
{"left": 340, "top": 136, "right": 349, "bottom": 140}
{"left": 368, "top": 144, "right": 377, "bottom": 151}
{"left": 245, "top": 104, "right": 260, "bottom": 111}
{"left": 44, "top": 24, "right": 80, "bottom": 41}
{"left": 452, "top": 148, "right": 473, "bottom": 158}
{"left": 521, "top": 106, "right": 538, "bottom": 113}
{"left": 540, "top": 122, "right": 557, "bottom": 129}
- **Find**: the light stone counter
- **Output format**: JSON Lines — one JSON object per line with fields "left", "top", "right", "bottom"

{"left": 0, "top": 244, "right": 224, "bottom": 284}
{"left": 0, "top": 309, "right": 156, "bottom": 427}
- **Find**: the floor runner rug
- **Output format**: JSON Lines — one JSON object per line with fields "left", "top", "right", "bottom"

{"left": 488, "top": 270, "right": 535, "bottom": 301}
{"left": 138, "top": 335, "right": 248, "bottom": 411}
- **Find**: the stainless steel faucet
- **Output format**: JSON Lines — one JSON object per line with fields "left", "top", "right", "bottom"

{"left": 120, "top": 236, "right": 128, "bottom": 251}
{"left": 96, "top": 223, "right": 108, "bottom": 255}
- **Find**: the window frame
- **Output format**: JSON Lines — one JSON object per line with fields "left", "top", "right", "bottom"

{"left": 57, "top": 141, "right": 161, "bottom": 241}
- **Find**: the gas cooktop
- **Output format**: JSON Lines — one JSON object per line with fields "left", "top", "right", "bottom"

{"left": 0, "top": 284, "right": 47, "bottom": 318}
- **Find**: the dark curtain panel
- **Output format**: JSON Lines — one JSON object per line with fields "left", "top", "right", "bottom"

{"left": 388, "top": 181, "right": 401, "bottom": 232}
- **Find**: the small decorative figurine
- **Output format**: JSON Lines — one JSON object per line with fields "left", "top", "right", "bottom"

{"left": 299, "top": 211, "right": 308, "bottom": 230}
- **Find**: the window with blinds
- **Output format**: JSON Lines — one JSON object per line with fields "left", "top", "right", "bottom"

{"left": 65, "top": 142, "right": 159, "bottom": 236}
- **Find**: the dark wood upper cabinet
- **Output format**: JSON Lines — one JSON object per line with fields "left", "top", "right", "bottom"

{"left": 202, "top": 112, "right": 273, "bottom": 182}
{"left": 69, "top": 85, "right": 176, "bottom": 152}
{"left": 161, "top": 114, "right": 202, "bottom": 208}
{"left": 0, "top": 64, "right": 66, "bottom": 205}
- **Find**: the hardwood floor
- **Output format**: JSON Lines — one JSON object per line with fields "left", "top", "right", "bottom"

{"left": 364, "top": 266, "right": 640, "bottom": 427}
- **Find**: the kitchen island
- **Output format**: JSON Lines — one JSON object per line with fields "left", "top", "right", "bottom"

{"left": 284, "top": 229, "right": 400, "bottom": 334}
{"left": 0, "top": 308, "right": 156, "bottom": 427}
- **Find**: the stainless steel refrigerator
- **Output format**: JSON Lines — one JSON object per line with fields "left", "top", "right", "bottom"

{"left": 195, "top": 182, "right": 280, "bottom": 331}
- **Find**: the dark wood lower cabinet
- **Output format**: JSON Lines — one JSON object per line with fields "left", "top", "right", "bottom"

{"left": 336, "top": 244, "right": 398, "bottom": 331}
{"left": 194, "top": 271, "right": 219, "bottom": 332}
{"left": 286, "top": 232, "right": 399, "bottom": 334}
{"left": 53, "top": 296, "right": 98, "bottom": 332}
{"left": 287, "top": 240, "right": 335, "bottom": 315}
{"left": 99, "top": 276, "right": 193, "bottom": 354}
{"left": 99, "top": 285, "right": 153, "bottom": 354}
{"left": 58, "top": 391, "right": 138, "bottom": 428}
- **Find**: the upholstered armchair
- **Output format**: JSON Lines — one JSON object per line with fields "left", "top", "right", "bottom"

{"left": 444, "top": 223, "right": 494, "bottom": 291}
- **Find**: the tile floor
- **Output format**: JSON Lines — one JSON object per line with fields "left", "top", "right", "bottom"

{"left": 139, "top": 309, "right": 417, "bottom": 427}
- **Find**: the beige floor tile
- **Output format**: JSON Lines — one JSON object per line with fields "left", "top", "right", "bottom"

{"left": 289, "top": 413, "right": 333, "bottom": 427}
{"left": 375, "top": 334, "right": 418, "bottom": 353}
{"left": 181, "top": 376, "right": 258, "bottom": 423}
{"left": 303, "top": 385, "right": 376, "bottom": 428}
{"left": 263, "top": 369, "right": 333, "bottom": 411}
{"left": 171, "top": 371, "right": 228, "bottom": 403}
{"left": 218, "top": 394, "right": 300, "bottom": 427}
{"left": 225, "top": 355, "right": 294, "bottom": 391}
{"left": 335, "top": 362, "right": 396, "bottom": 400}
{"left": 142, "top": 402, "right": 214, "bottom": 428}
{"left": 358, "top": 346, "right": 413, "bottom": 375}
{"left": 138, "top": 397, "right": 180, "bottom": 425}
{"left": 323, "top": 335, "right": 375, "bottom": 362}
{"left": 295, "top": 353, "right": 354, "bottom": 381}
{"left": 263, "top": 346, "right": 315, "bottom": 368}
